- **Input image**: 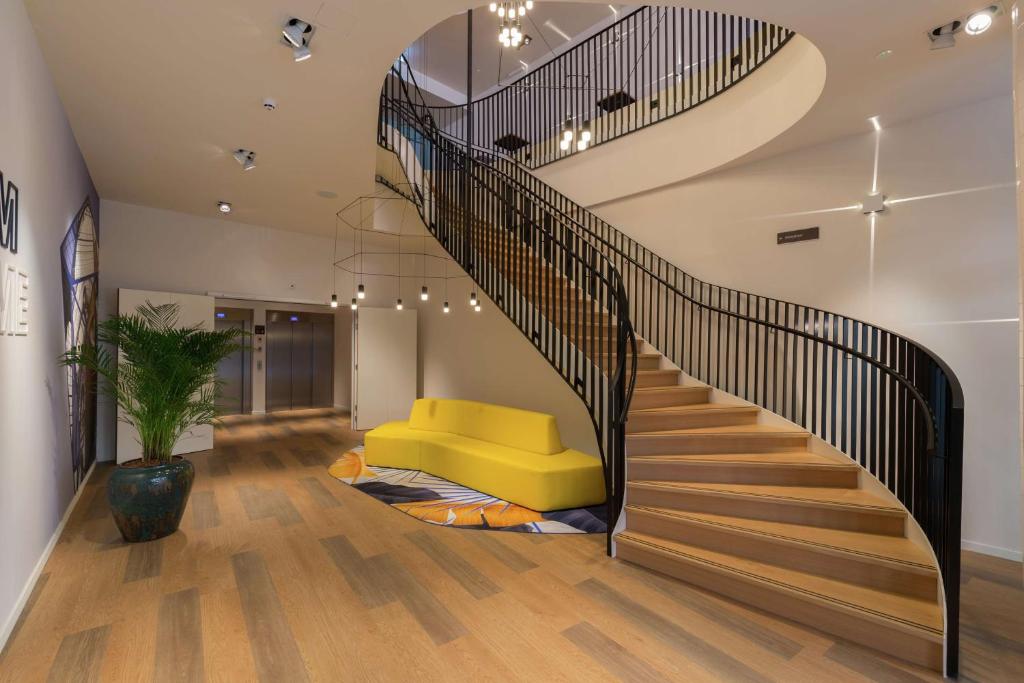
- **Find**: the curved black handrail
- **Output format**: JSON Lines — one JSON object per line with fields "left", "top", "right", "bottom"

{"left": 379, "top": 57, "right": 638, "bottom": 551}
{"left": 394, "top": 5, "right": 964, "bottom": 671}
{"left": 411, "top": 6, "right": 793, "bottom": 168}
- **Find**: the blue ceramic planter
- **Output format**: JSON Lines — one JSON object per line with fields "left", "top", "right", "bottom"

{"left": 107, "top": 457, "right": 195, "bottom": 542}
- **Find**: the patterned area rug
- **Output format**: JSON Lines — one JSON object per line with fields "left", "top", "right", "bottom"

{"left": 328, "top": 447, "right": 607, "bottom": 534}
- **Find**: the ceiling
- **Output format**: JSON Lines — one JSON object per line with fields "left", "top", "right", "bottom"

{"left": 406, "top": 3, "right": 635, "bottom": 102}
{"left": 24, "top": 1, "right": 1012, "bottom": 237}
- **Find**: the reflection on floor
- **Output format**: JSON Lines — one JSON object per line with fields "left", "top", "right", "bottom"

{"left": 0, "top": 408, "right": 1020, "bottom": 681}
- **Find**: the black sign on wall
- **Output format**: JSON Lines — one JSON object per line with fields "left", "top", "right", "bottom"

{"left": 777, "top": 226, "right": 819, "bottom": 245}
{"left": 0, "top": 171, "right": 18, "bottom": 255}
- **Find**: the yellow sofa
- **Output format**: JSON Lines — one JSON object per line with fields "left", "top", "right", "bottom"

{"left": 364, "top": 398, "right": 606, "bottom": 511}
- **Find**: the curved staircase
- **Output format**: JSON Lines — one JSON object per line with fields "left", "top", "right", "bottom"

{"left": 615, "top": 343, "right": 944, "bottom": 670}
{"left": 378, "top": 8, "right": 963, "bottom": 670}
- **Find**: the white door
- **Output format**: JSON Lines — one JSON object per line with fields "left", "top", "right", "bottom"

{"left": 116, "top": 289, "right": 215, "bottom": 463}
{"left": 353, "top": 307, "right": 417, "bottom": 430}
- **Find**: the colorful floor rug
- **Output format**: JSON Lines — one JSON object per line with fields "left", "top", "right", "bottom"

{"left": 329, "top": 447, "right": 607, "bottom": 534}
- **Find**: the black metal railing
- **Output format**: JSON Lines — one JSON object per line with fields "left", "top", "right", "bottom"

{"left": 385, "top": 5, "right": 963, "bottom": 672}
{"left": 380, "top": 57, "right": 637, "bottom": 552}
{"left": 415, "top": 6, "right": 793, "bottom": 168}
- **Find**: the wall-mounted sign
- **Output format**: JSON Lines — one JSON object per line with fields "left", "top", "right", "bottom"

{"left": 1, "top": 170, "right": 17, "bottom": 255}
{"left": 777, "top": 226, "right": 819, "bottom": 245}
{"left": 0, "top": 169, "right": 28, "bottom": 336}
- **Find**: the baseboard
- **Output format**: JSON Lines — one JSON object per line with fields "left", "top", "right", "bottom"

{"left": 0, "top": 461, "right": 98, "bottom": 654}
{"left": 251, "top": 410, "right": 266, "bottom": 415}
{"left": 962, "top": 539, "right": 1023, "bottom": 562}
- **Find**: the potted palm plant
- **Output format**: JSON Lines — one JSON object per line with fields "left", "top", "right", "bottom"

{"left": 61, "top": 301, "right": 245, "bottom": 542}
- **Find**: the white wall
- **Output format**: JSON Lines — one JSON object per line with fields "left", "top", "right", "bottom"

{"left": 0, "top": 0, "right": 97, "bottom": 649}
{"left": 579, "top": 96, "right": 1021, "bottom": 559}
{"left": 99, "top": 196, "right": 600, "bottom": 457}
{"left": 97, "top": 200, "right": 353, "bottom": 458}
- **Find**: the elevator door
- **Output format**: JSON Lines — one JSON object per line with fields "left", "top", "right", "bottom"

{"left": 214, "top": 318, "right": 251, "bottom": 415}
{"left": 266, "top": 311, "right": 334, "bottom": 412}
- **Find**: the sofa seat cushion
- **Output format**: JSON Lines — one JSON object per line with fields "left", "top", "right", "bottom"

{"left": 364, "top": 420, "right": 422, "bottom": 470}
{"left": 364, "top": 422, "right": 605, "bottom": 511}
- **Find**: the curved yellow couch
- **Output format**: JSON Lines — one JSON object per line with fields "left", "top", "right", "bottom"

{"left": 364, "top": 399, "right": 606, "bottom": 511}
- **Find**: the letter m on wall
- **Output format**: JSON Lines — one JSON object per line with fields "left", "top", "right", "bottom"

{"left": 0, "top": 172, "right": 18, "bottom": 255}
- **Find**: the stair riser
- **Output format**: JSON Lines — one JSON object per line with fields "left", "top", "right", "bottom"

{"left": 615, "top": 539, "right": 942, "bottom": 672}
{"left": 635, "top": 372, "right": 680, "bottom": 389}
{"left": 626, "top": 485, "right": 906, "bottom": 535}
{"left": 627, "top": 410, "right": 758, "bottom": 432}
{"left": 631, "top": 389, "right": 710, "bottom": 409}
{"left": 624, "top": 509, "right": 937, "bottom": 599}
{"left": 627, "top": 434, "right": 808, "bottom": 455}
{"left": 627, "top": 460, "right": 859, "bottom": 487}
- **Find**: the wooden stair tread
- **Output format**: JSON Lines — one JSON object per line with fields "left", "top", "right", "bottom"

{"left": 632, "top": 385, "right": 707, "bottom": 394}
{"left": 628, "top": 451, "right": 857, "bottom": 467}
{"left": 629, "top": 403, "right": 759, "bottom": 415}
{"left": 625, "top": 504, "right": 934, "bottom": 569}
{"left": 629, "top": 424, "right": 808, "bottom": 436}
{"left": 628, "top": 481, "right": 904, "bottom": 511}
{"left": 615, "top": 531, "right": 943, "bottom": 635}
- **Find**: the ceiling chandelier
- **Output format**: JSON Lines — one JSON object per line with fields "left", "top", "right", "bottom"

{"left": 490, "top": 1, "right": 534, "bottom": 48}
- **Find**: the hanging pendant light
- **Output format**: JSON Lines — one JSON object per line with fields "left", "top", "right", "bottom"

{"left": 470, "top": 292, "right": 478, "bottom": 307}
{"left": 396, "top": 299, "right": 404, "bottom": 311}
{"left": 357, "top": 283, "right": 365, "bottom": 299}
{"left": 350, "top": 298, "right": 358, "bottom": 311}
{"left": 494, "top": 2, "right": 536, "bottom": 47}
{"left": 421, "top": 286, "right": 429, "bottom": 301}
{"left": 443, "top": 301, "right": 450, "bottom": 314}
{"left": 330, "top": 293, "right": 338, "bottom": 308}
{"left": 581, "top": 119, "right": 592, "bottom": 143}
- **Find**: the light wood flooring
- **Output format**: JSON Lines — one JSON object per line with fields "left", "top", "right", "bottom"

{"left": 1, "top": 409, "right": 1021, "bottom": 682}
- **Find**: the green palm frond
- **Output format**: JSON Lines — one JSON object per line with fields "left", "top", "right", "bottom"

{"left": 60, "top": 301, "right": 247, "bottom": 465}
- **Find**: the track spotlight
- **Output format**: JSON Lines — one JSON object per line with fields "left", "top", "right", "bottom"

{"left": 357, "top": 283, "right": 366, "bottom": 299}
{"left": 965, "top": 6, "right": 997, "bottom": 35}
{"left": 396, "top": 299, "right": 403, "bottom": 311}
{"left": 293, "top": 45, "right": 312, "bottom": 62}
{"left": 421, "top": 286, "right": 429, "bottom": 301}
{"left": 233, "top": 149, "right": 256, "bottom": 171}
{"left": 217, "top": 201, "right": 232, "bottom": 213}
{"left": 282, "top": 18, "right": 312, "bottom": 47}
{"left": 330, "top": 294, "right": 338, "bottom": 308}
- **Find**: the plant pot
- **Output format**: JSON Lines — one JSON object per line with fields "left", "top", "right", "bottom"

{"left": 107, "top": 457, "right": 195, "bottom": 542}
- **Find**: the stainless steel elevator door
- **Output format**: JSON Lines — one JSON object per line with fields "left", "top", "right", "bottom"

{"left": 312, "top": 320, "right": 334, "bottom": 408}
{"left": 214, "top": 319, "right": 250, "bottom": 415}
{"left": 265, "top": 312, "right": 335, "bottom": 412}
{"left": 267, "top": 321, "right": 293, "bottom": 412}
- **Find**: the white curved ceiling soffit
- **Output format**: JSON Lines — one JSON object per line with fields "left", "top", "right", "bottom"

{"left": 24, "top": 0, "right": 1010, "bottom": 236}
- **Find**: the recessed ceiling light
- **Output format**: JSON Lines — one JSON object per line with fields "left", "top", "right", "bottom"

{"left": 965, "top": 6, "right": 997, "bottom": 35}
{"left": 217, "top": 201, "right": 232, "bottom": 213}
{"left": 876, "top": 49, "right": 893, "bottom": 60}
{"left": 317, "top": 190, "right": 339, "bottom": 199}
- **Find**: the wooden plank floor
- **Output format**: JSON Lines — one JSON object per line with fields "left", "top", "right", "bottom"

{"left": 1, "top": 408, "right": 1020, "bottom": 682}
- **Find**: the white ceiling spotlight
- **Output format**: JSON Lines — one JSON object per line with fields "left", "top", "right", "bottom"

{"left": 217, "top": 201, "right": 232, "bottom": 214}
{"left": 965, "top": 6, "right": 998, "bottom": 35}
{"left": 233, "top": 149, "right": 256, "bottom": 171}
{"left": 928, "top": 4, "right": 1002, "bottom": 49}
{"left": 282, "top": 17, "right": 314, "bottom": 62}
